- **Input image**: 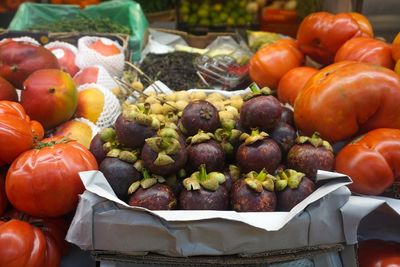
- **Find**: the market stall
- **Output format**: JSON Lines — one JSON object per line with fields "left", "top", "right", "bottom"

{"left": 0, "top": 1, "right": 399, "bottom": 267}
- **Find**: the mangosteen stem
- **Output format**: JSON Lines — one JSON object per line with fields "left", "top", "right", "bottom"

{"left": 251, "top": 129, "right": 260, "bottom": 136}
{"left": 198, "top": 164, "right": 208, "bottom": 182}
{"left": 256, "top": 169, "right": 267, "bottom": 182}
{"left": 143, "top": 169, "right": 151, "bottom": 180}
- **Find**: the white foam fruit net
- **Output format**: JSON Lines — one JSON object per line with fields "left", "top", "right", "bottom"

{"left": 77, "top": 83, "right": 121, "bottom": 129}
{"left": 73, "top": 65, "right": 118, "bottom": 91}
{"left": 76, "top": 36, "right": 125, "bottom": 78}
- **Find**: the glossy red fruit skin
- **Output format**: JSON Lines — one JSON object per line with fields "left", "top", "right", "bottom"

{"left": 0, "top": 41, "right": 60, "bottom": 88}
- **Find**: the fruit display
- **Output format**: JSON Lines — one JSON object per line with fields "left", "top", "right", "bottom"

{"left": 2, "top": 5, "right": 400, "bottom": 265}
{"left": 92, "top": 86, "right": 335, "bottom": 212}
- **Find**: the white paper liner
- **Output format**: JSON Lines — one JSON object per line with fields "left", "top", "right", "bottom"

{"left": 77, "top": 83, "right": 121, "bottom": 128}
{"left": 76, "top": 36, "right": 125, "bottom": 78}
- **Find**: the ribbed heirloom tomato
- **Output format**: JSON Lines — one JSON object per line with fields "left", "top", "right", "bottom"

{"left": 6, "top": 136, "right": 98, "bottom": 217}
{"left": 0, "top": 101, "right": 35, "bottom": 166}
{"left": 294, "top": 61, "right": 400, "bottom": 142}
{"left": 297, "top": 12, "right": 373, "bottom": 65}
{"left": 249, "top": 39, "right": 304, "bottom": 89}
{"left": 0, "top": 219, "right": 61, "bottom": 267}
{"left": 335, "top": 128, "right": 400, "bottom": 195}
{"left": 335, "top": 37, "right": 395, "bottom": 69}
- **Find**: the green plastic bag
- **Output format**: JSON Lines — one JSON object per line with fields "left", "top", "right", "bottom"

{"left": 8, "top": 0, "right": 148, "bottom": 61}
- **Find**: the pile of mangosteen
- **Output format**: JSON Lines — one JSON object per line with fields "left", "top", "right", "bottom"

{"left": 89, "top": 85, "right": 335, "bottom": 212}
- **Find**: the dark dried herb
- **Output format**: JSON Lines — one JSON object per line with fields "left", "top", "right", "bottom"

{"left": 29, "top": 16, "right": 131, "bottom": 35}
{"left": 140, "top": 51, "right": 208, "bottom": 91}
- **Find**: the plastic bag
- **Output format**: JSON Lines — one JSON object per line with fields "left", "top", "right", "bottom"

{"left": 8, "top": 0, "right": 148, "bottom": 61}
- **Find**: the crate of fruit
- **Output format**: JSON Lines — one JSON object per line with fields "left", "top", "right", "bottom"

{"left": 65, "top": 81, "right": 360, "bottom": 266}
{"left": 176, "top": 0, "right": 261, "bottom": 34}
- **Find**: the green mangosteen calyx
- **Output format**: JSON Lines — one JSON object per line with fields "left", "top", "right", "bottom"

{"left": 106, "top": 148, "right": 139, "bottom": 164}
{"left": 122, "top": 103, "right": 155, "bottom": 127}
{"left": 145, "top": 127, "right": 182, "bottom": 166}
{"left": 296, "top": 132, "right": 333, "bottom": 151}
{"left": 228, "top": 165, "right": 241, "bottom": 183}
{"left": 244, "top": 169, "right": 275, "bottom": 192}
{"left": 186, "top": 130, "right": 215, "bottom": 145}
{"left": 240, "top": 129, "right": 269, "bottom": 145}
{"left": 128, "top": 169, "right": 166, "bottom": 194}
{"left": 214, "top": 120, "right": 242, "bottom": 155}
{"left": 183, "top": 164, "right": 226, "bottom": 191}
{"left": 275, "top": 169, "right": 306, "bottom": 191}
{"left": 244, "top": 83, "right": 273, "bottom": 101}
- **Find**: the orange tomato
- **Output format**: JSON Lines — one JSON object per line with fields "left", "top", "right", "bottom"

{"left": 277, "top": 66, "right": 318, "bottom": 106}
{"left": 249, "top": 39, "right": 304, "bottom": 88}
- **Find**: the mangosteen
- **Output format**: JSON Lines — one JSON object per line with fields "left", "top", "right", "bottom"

{"left": 280, "top": 106, "right": 294, "bottom": 127}
{"left": 223, "top": 164, "right": 241, "bottom": 192}
{"left": 214, "top": 119, "right": 242, "bottom": 162}
{"left": 89, "top": 128, "right": 120, "bottom": 164}
{"left": 270, "top": 122, "right": 297, "bottom": 157}
{"left": 240, "top": 86, "right": 282, "bottom": 131}
{"left": 286, "top": 133, "right": 335, "bottom": 180}
{"left": 180, "top": 100, "right": 221, "bottom": 136}
{"left": 236, "top": 129, "right": 282, "bottom": 174}
{"left": 100, "top": 157, "right": 142, "bottom": 201}
{"left": 141, "top": 127, "right": 187, "bottom": 176}
{"left": 275, "top": 169, "right": 315, "bottom": 211}
{"left": 186, "top": 131, "right": 225, "bottom": 172}
{"left": 230, "top": 169, "right": 277, "bottom": 212}
{"left": 179, "top": 165, "right": 229, "bottom": 210}
{"left": 127, "top": 170, "right": 177, "bottom": 210}
{"left": 115, "top": 104, "right": 157, "bottom": 149}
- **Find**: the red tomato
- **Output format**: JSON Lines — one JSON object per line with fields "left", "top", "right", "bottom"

{"left": 335, "top": 128, "right": 400, "bottom": 195}
{"left": 6, "top": 136, "right": 98, "bottom": 217}
{"left": 358, "top": 240, "right": 400, "bottom": 267}
{"left": 249, "top": 39, "right": 304, "bottom": 88}
{"left": 335, "top": 37, "right": 395, "bottom": 69}
{"left": 297, "top": 12, "right": 372, "bottom": 65}
{"left": 294, "top": 62, "right": 400, "bottom": 143}
{"left": 0, "top": 101, "right": 34, "bottom": 165}
{"left": 277, "top": 66, "right": 318, "bottom": 106}
{"left": 5, "top": 209, "right": 70, "bottom": 256}
{"left": 0, "top": 219, "right": 61, "bottom": 267}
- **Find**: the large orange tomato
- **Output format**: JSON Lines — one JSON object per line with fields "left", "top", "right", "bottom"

{"left": 335, "top": 128, "right": 400, "bottom": 195}
{"left": 358, "top": 240, "right": 400, "bottom": 267}
{"left": 0, "top": 219, "right": 61, "bottom": 267}
{"left": 294, "top": 61, "right": 400, "bottom": 143}
{"left": 6, "top": 136, "right": 98, "bottom": 217}
{"left": 0, "top": 101, "right": 34, "bottom": 166}
{"left": 392, "top": 32, "right": 400, "bottom": 62}
{"left": 335, "top": 37, "right": 395, "bottom": 69}
{"left": 297, "top": 12, "right": 372, "bottom": 65}
{"left": 249, "top": 39, "right": 304, "bottom": 88}
{"left": 277, "top": 66, "right": 318, "bottom": 106}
